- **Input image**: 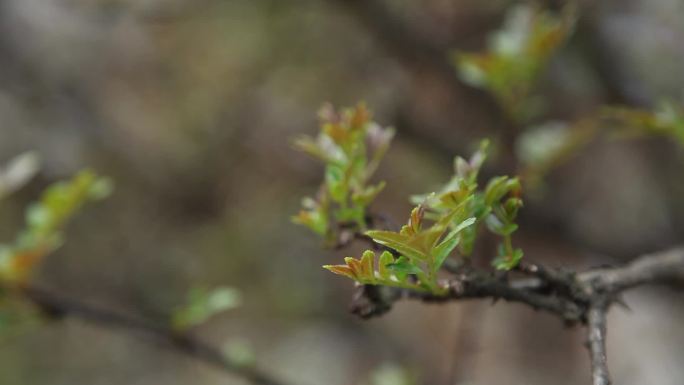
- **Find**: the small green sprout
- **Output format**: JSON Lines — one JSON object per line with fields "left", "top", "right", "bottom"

{"left": 454, "top": 4, "right": 575, "bottom": 122}
{"left": 292, "top": 103, "right": 394, "bottom": 243}
{"left": 0, "top": 169, "right": 113, "bottom": 283}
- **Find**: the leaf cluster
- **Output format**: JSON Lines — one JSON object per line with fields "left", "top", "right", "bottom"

{"left": 454, "top": 4, "right": 575, "bottom": 122}
{"left": 0, "top": 169, "right": 113, "bottom": 283}
{"left": 602, "top": 102, "right": 684, "bottom": 145}
{"left": 292, "top": 103, "right": 394, "bottom": 241}
{"left": 324, "top": 140, "right": 524, "bottom": 295}
{"left": 516, "top": 101, "right": 684, "bottom": 186}
{"left": 411, "top": 140, "right": 523, "bottom": 270}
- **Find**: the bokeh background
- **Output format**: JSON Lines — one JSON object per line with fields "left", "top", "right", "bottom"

{"left": 1, "top": 0, "right": 684, "bottom": 384}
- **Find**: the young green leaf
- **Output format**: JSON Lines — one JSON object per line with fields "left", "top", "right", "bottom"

{"left": 386, "top": 258, "right": 424, "bottom": 275}
{"left": 222, "top": 338, "right": 256, "bottom": 368}
{"left": 377, "top": 251, "right": 395, "bottom": 280}
{"left": 492, "top": 248, "right": 524, "bottom": 270}
{"left": 433, "top": 217, "right": 477, "bottom": 269}
{"left": 293, "top": 103, "right": 394, "bottom": 239}
{"left": 365, "top": 231, "right": 428, "bottom": 261}
{"left": 410, "top": 140, "right": 525, "bottom": 271}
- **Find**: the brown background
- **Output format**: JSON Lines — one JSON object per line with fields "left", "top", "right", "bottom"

{"left": 0, "top": 1, "right": 683, "bottom": 384}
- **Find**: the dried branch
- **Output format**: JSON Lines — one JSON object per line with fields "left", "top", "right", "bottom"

{"left": 9, "top": 284, "right": 293, "bottom": 385}
{"left": 586, "top": 301, "right": 611, "bottom": 385}
{"left": 343, "top": 241, "right": 684, "bottom": 384}
{"left": 352, "top": 247, "right": 684, "bottom": 317}
{"left": 349, "top": 268, "right": 586, "bottom": 322}
{"left": 579, "top": 247, "right": 684, "bottom": 293}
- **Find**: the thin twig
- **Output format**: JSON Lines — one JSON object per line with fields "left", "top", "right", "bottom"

{"left": 12, "top": 284, "right": 293, "bottom": 385}
{"left": 579, "top": 247, "right": 684, "bottom": 293}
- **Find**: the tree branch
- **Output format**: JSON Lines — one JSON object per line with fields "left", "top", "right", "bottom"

{"left": 586, "top": 301, "right": 611, "bottom": 385}
{"left": 344, "top": 244, "right": 684, "bottom": 383}
{"left": 352, "top": 247, "right": 684, "bottom": 317}
{"left": 579, "top": 247, "right": 684, "bottom": 294}
{"left": 349, "top": 268, "right": 587, "bottom": 322}
{"left": 10, "top": 284, "right": 293, "bottom": 385}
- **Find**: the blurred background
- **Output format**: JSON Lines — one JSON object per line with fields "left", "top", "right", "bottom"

{"left": 0, "top": 0, "right": 683, "bottom": 384}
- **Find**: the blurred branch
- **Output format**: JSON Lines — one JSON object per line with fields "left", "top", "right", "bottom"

{"left": 586, "top": 301, "right": 610, "bottom": 385}
{"left": 330, "top": 0, "right": 459, "bottom": 79}
{"left": 8, "top": 284, "right": 293, "bottom": 385}
{"left": 330, "top": 0, "right": 516, "bottom": 157}
{"left": 573, "top": 3, "right": 651, "bottom": 107}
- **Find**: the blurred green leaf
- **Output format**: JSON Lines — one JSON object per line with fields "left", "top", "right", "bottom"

{"left": 368, "top": 363, "right": 415, "bottom": 385}
{"left": 493, "top": 248, "right": 524, "bottom": 270}
{"left": 172, "top": 286, "right": 241, "bottom": 330}
{"left": 0, "top": 169, "right": 112, "bottom": 282}
{"left": 352, "top": 181, "right": 386, "bottom": 208}
{"left": 222, "top": 338, "right": 255, "bottom": 368}
{"left": 453, "top": 4, "right": 575, "bottom": 122}
{"left": 0, "top": 152, "right": 41, "bottom": 200}
{"left": 292, "top": 195, "right": 329, "bottom": 236}
{"left": 293, "top": 103, "right": 394, "bottom": 239}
